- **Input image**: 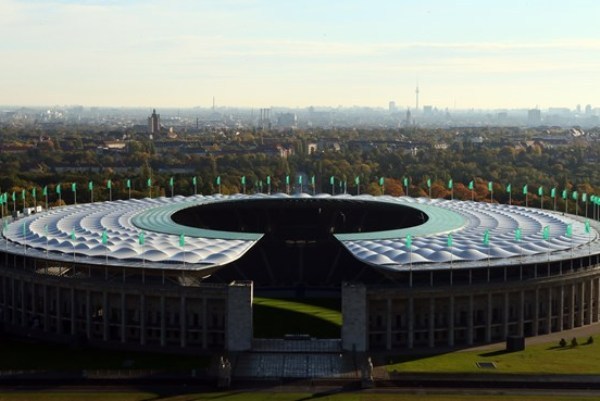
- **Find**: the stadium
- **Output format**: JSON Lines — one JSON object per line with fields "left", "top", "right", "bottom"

{"left": 1, "top": 192, "right": 600, "bottom": 353}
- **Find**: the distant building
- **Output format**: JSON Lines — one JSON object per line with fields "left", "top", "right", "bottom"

{"left": 388, "top": 101, "right": 397, "bottom": 113}
{"left": 527, "top": 109, "right": 541, "bottom": 126}
{"left": 148, "top": 109, "right": 161, "bottom": 136}
{"left": 276, "top": 112, "right": 298, "bottom": 129}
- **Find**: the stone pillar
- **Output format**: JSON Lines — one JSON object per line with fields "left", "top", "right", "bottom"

{"left": 558, "top": 285, "right": 564, "bottom": 331}
{"left": 43, "top": 284, "right": 49, "bottom": 332}
{"left": 70, "top": 287, "right": 76, "bottom": 335}
{"left": 140, "top": 294, "right": 146, "bottom": 346}
{"left": 428, "top": 297, "right": 435, "bottom": 348}
{"left": 532, "top": 288, "right": 539, "bottom": 335}
{"left": 596, "top": 277, "right": 600, "bottom": 322}
{"left": 180, "top": 294, "right": 187, "bottom": 348}
{"left": 160, "top": 295, "right": 166, "bottom": 347}
{"left": 485, "top": 293, "right": 492, "bottom": 343}
{"left": 102, "top": 291, "right": 109, "bottom": 341}
{"left": 11, "top": 277, "right": 16, "bottom": 325}
{"left": 227, "top": 281, "right": 253, "bottom": 352}
{"left": 586, "top": 280, "right": 593, "bottom": 325}
{"left": 578, "top": 282, "right": 585, "bottom": 327}
{"left": 518, "top": 290, "right": 525, "bottom": 337}
{"left": 85, "top": 290, "right": 91, "bottom": 339}
{"left": 202, "top": 297, "right": 207, "bottom": 349}
{"left": 447, "top": 296, "right": 454, "bottom": 347}
{"left": 386, "top": 298, "right": 392, "bottom": 350}
{"left": 31, "top": 282, "right": 36, "bottom": 324}
{"left": 546, "top": 287, "right": 552, "bottom": 334}
{"left": 407, "top": 297, "right": 414, "bottom": 349}
{"left": 1, "top": 276, "right": 8, "bottom": 323}
{"left": 56, "top": 287, "right": 62, "bottom": 335}
{"left": 568, "top": 284, "right": 575, "bottom": 329}
{"left": 467, "top": 295, "right": 474, "bottom": 345}
{"left": 502, "top": 292, "right": 509, "bottom": 339}
{"left": 20, "top": 279, "right": 26, "bottom": 326}
{"left": 120, "top": 291, "right": 126, "bottom": 343}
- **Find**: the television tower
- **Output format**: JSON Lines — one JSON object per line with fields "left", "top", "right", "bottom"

{"left": 415, "top": 84, "right": 419, "bottom": 111}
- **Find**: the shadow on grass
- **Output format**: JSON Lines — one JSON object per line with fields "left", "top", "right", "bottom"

{"left": 253, "top": 304, "right": 340, "bottom": 338}
{"left": 478, "top": 349, "right": 514, "bottom": 357}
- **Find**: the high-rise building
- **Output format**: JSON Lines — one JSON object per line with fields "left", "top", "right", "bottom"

{"left": 148, "top": 109, "right": 161, "bottom": 136}
{"left": 388, "top": 101, "right": 396, "bottom": 113}
{"left": 527, "top": 109, "right": 541, "bottom": 126}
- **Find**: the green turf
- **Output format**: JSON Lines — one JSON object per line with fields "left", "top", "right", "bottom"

{"left": 386, "top": 336, "right": 600, "bottom": 374}
{"left": 253, "top": 297, "right": 341, "bottom": 338}
{"left": 0, "top": 337, "right": 210, "bottom": 370}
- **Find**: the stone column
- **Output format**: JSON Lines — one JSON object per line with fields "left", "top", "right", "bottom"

{"left": 467, "top": 295, "right": 474, "bottom": 345}
{"left": 1, "top": 276, "right": 8, "bottom": 323}
{"left": 407, "top": 297, "right": 414, "bottom": 349}
{"left": 202, "top": 297, "right": 207, "bottom": 349}
{"left": 227, "top": 282, "right": 253, "bottom": 351}
{"left": 587, "top": 279, "right": 593, "bottom": 325}
{"left": 546, "top": 287, "right": 552, "bottom": 334}
{"left": 160, "top": 295, "right": 166, "bottom": 347}
{"left": 342, "top": 283, "right": 368, "bottom": 352}
{"left": 578, "top": 282, "right": 585, "bottom": 327}
{"left": 140, "top": 293, "right": 146, "bottom": 346}
{"left": 428, "top": 297, "right": 435, "bottom": 348}
{"left": 502, "top": 292, "right": 509, "bottom": 339}
{"left": 102, "top": 291, "right": 109, "bottom": 341}
{"left": 518, "top": 290, "right": 525, "bottom": 337}
{"left": 20, "top": 279, "right": 26, "bottom": 326}
{"left": 120, "top": 291, "right": 126, "bottom": 343}
{"left": 568, "top": 284, "right": 575, "bottom": 329}
{"left": 558, "top": 285, "right": 564, "bottom": 331}
{"left": 70, "top": 287, "right": 76, "bottom": 335}
{"left": 386, "top": 298, "right": 392, "bottom": 350}
{"left": 447, "top": 296, "right": 455, "bottom": 347}
{"left": 11, "top": 277, "right": 16, "bottom": 325}
{"left": 85, "top": 290, "right": 91, "bottom": 339}
{"left": 532, "top": 288, "right": 539, "bottom": 335}
{"left": 180, "top": 294, "right": 187, "bottom": 348}
{"left": 43, "top": 284, "right": 49, "bottom": 332}
{"left": 485, "top": 293, "right": 492, "bottom": 343}
{"left": 56, "top": 287, "right": 62, "bottom": 335}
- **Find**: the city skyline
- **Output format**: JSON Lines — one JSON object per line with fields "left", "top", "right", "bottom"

{"left": 2, "top": 0, "right": 600, "bottom": 109}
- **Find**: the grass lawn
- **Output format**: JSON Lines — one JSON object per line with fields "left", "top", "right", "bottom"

{"left": 253, "top": 297, "right": 341, "bottom": 338}
{"left": 386, "top": 336, "right": 600, "bottom": 374}
{"left": 0, "top": 392, "right": 598, "bottom": 401}
{"left": 0, "top": 336, "right": 210, "bottom": 370}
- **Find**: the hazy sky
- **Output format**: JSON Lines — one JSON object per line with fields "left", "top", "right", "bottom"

{"left": 2, "top": 0, "right": 600, "bottom": 109}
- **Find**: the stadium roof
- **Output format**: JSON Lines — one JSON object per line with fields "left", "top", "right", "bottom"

{"left": 1, "top": 193, "right": 597, "bottom": 272}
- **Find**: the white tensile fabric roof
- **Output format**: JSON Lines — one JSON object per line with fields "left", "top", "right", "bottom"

{"left": 1, "top": 194, "right": 596, "bottom": 271}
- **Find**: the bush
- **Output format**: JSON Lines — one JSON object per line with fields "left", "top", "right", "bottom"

{"left": 588, "top": 336, "right": 594, "bottom": 345}
{"left": 571, "top": 337, "right": 578, "bottom": 347}
{"left": 559, "top": 338, "right": 567, "bottom": 347}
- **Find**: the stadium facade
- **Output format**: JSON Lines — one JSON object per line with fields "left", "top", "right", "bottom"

{"left": 1, "top": 193, "right": 599, "bottom": 352}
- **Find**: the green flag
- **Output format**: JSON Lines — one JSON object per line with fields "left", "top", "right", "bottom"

{"left": 147, "top": 178, "right": 152, "bottom": 188}
{"left": 311, "top": 176, "right": 315, "bottom": 186}
{"left": 447, "top": 234, "right": 453, "bottom": 248}
{"left": 138, "top": 231, "right": 145, "bottom": 246}
{"left": 192, "top": 176, "right": 197, "bottom": 186}
{"left": 286, "top": 175, "right": 290, "bottom": 185}
{"left": 403, "top": 177, "right": 408, "bottom": 187}
{"left": 266, "top": 176, "right": 271, "bottom": 185}
{"left": 514, "top": 227, "right": 522, "bottom": 241}
{"left": 542, "top": 225, "right": 550, "bottom": 240}
{"left": 488, "top": 181, "right": 493, "bottom": 191}
{"left": 70, "top": 229, "right": 76, "bottom": 241}
{"left": 585, "top": 220, "right": 591, "bottom": 234}
{"left": 126, "top": 179, "right": 131, "bottom": 189}
{"left": 448, "top": 179, "right": 453, "bottom": 189}
{"left": 32, "top": 187, "right": 36, "bottom": 199}
{"left": 43, "top": 186, "right": 48, "bottom": 196}
{"left": 538, "top": 186, "right": 543, "bottom": 196}
{"left": 483, "top": 229, "right": 490, "bottom": 246}
{"left": 71, "top": 182, "right": 76, "bottom": 192}
{"left": 330, "top": 176, "right": 335, "bottom": 185}
{"left": 298, "top": 175, "right": 303, "bottom": 185}
{"left": 468, "top": 180, "right": 474, "bottom": 190}
{"left": 107, "top": 179, "right": 112, "bottom": 189}
{"left": 11, "top": 192, "right": 15, "bottom": 202}
{"left": 562, "top": 189, "right": 567, "bottom": 199}
{"left": 566, "top": 224, "right": 573, "bottom": 238}
{"left": 522, "top": 184, "right": 528, "bottom": 195}
{"left": 354, "top": 176, "right": 360, "bottom": 185}
{"left": 101, "top": 230, "right": 108, "bottom": 245}
{"left": 21, "top": 189, "right": 25, "bottom": 200}
{"left": 241, "top": 176, "right": 246, "bottom": 185}
{"left": 88, "top": 181, "right": 93, "bottom": 191}
{"left": 426, "top": 178, "right": 431, "bottom": 188}
{"left": 583, "top": 193, "right": 587, "bottom": 202}
{"left": 379, "top": 177, "right": 384, "bottom": 187}
{"left": 405, "top": 234, "right": 412, "bottom": 249}
{"left": 572, "top": 191, "right": 578, "bottom": 200}
{"left": 56, "top": 184, "right": 61, "bottom": 194}
{"left": 551, "top": 187, "right": 556, "bottom": 198}
{"left": 506, "top": 183, "right": 511, "bottom": 193}
{"left": 169, "top": 177, "right": 174, "bottom": 187}
{"left": 179, "top": 233, "right": 185, "bottom": 247}
{"left": 216, "top": 176, "right": 221, "bottom": 186}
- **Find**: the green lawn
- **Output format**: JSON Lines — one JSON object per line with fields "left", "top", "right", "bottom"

{"left": 387, "top": 337, "right": 600, "bottom": 374}
{"left": 253, "top": 297, "right": 341, "bottom": 338}
{"left": 0, "top": 337, "right": 209, "bottom": 370}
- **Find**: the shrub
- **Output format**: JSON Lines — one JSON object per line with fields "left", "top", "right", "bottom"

{"left": 571, "top": 337, "right": 578, "bottom": 347}
{"left": 587, "top": 336, "right": 594, "bottom": 345}
{"left": 559, "top": 338, "right": 567, "bottom": 347}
